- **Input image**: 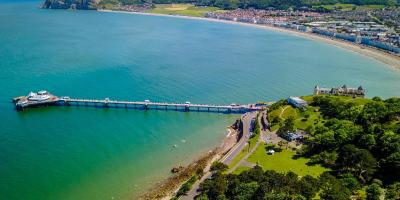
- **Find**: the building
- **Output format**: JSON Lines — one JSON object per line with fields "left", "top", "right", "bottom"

{"left": 267, "top": 149, "right": 275, "bottom": 155}
{"left": 314, "top": 85, "right": 365, "bottom": 97}
{"left": 286, "top": 132, "right": 304, "bottom": 141}
{"left": 288, "top": 96, "right": 308, "bottom": 108}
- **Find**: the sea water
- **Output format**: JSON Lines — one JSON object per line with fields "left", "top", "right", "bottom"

{"left": 1, "top": 1, "right": 400, "bottom": 199}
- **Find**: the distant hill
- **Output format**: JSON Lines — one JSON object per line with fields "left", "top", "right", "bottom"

{"left": 42, "top": 0, "right": 398, "bottom": 10}
{"left": 42, "top": 0, "right": 99, "bottom": 9}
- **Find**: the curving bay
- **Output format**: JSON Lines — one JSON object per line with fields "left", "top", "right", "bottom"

{"left": 1, "top": 1, "right": 400, "bottom": 199}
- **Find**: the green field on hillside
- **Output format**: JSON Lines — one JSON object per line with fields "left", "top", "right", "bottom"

{"left": 147, "top": 4, "right": 224, "bottom": 17}
{"left": 247, "top": 145, "right": 329, "bottom": 177}
{"left": 269, "top": 95, "right": 371, "bottom": 132}
{"left": 313, "top": 3, "right": 386, "bottom": 11}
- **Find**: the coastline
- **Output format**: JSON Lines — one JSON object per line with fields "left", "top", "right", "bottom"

{"left": 98, "top": 9, "right": 400, "bottom": 70}
{"left": 139, "top": 127, "right": 239, "bottom": 199}
{"left": 96, "top": 8, "right": 399, "bottom": 198}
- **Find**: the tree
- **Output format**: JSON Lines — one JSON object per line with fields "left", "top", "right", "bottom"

{"left": 195, "top": 193, "right": 209, "bottom": 200}
{"left": 214, "top": 0, "right": 239, "bottom": 9}
{"left": 310, "top": 151, "right": 337, "bottom": 167}
{"left": 339, "top": 173, "right": 360, "bottom": 192}
{"left": 298, "top": 175, "right": 319, "bottom": 199}
{"left": 337, "top": 144, "right": 377, "bottom": 183}
{"left": 230, "top": 181, "right": 259, "bottom": 200}
{"left": 277, "top": 116, "right": 295, "bottom": 138}
{"left": 358, "top": 101, "right": 387, "bottom": 126}
{"left": 198, "top": 172, "right": 227, "bottom": 199}
{"left": 378, "top": 131, "right": 400, "bottom": 158}
{"left": 366, "top": 183, "right": 381, "bottom": 200}
{"left": 385, "top": 182, "right": 400, "bottom": 200}
{"left": 319, "top": 179, "right": 351, "bottom": 200}
{"left": 211, "top": 162, "right": 228, "bottom": 173}
{"left": 358, "top": 134, "right": 376, "bottom": 150}
{"left": 380, "top": 152, "right": 400, "bottom": 182}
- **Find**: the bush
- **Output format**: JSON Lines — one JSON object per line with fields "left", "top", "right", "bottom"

{"left": 176, "top": 175, "right": 199, "bottom": 197}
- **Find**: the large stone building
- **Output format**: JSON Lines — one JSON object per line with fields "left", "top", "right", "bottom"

{"left": 314, "top": 85, "right": 365, "bottom": 97}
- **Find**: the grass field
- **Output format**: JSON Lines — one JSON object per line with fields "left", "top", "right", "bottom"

{"left": 321, "top": 3, "right": 355, "bottom": 11}
{"left": 247, "top": 145, "right": 329, "bottom": 177}
{"left": 232, "top": 166, "right": 251, "bottom": 174}
{"left": 301, "top": 95, "right": 372, "bottom": 105}
{"left": 269, "top": 95, "right": 371, "bottom": 132}
{"left": 269, "top": 104, "right": 322, "bottom": 132}
{"left": 146, "top": 4, "right": 224, "bottom": 17}
{"left": 313, "top": 3, "right": 385, "bottom": 11}
{"left": 228, "top": 145, "right": 248, "bottom": 168}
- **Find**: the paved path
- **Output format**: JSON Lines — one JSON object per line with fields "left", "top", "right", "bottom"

{"left": 279, "top": 105, "right": 289, "bottom": 118}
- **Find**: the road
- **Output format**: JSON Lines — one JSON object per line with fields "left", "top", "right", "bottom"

{"left": 228, "top": 111, "right": 265, "bottom": 173}
{"left": 181, "top": 111, "right": 258, "bottom": 200}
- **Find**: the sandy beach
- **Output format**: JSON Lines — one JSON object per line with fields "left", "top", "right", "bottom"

{"left": 99, "top": 9, "right": 400, "bottom": 70}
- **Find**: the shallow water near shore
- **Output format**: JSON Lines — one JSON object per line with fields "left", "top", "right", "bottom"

{"left": 1, "top": 1, "right": 400, "bottom": 200}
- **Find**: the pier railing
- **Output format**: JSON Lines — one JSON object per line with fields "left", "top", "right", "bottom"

{"left": 14, "top": 95, "right": 265, "bottom": 113}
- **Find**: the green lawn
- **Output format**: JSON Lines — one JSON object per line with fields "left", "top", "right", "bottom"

{"left": 313, "top": 3, "right": 386, "bottom": 11}
{"left": 228, "top": 145, "right": 248, "bottom": 168}
{"left": 302, "top": 95, "right": 372, "bottom": 105}
{"left": 294, "top": 106, "right": 322, "bottom": 130}
{"left": 228, "top": 133, "right": 259, "bottom": 168}
{"left": 232, "top": 166, "right": 251, "bottom": 174}
{"left": 316, "top": 3, "right": 355, "bottom": 11}
{"left": 269, "top": 102, "right": 322, "bottom": 132}
{"left": 146, "top": 4, "right": 223, "bottom": 17}
{"left": 356, "top": 4, "right": 385, "bottom": 10}
{"left": 247, "top": 145, "right": 329, "bottom": 177}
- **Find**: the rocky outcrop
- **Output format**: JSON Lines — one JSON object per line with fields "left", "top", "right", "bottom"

{"left": 42, "top": 0, "right": 99, "bottom": 10}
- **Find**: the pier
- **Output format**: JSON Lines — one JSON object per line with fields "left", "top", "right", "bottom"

{"left": 13, "top": 91, "right": 266, "bottom": 113}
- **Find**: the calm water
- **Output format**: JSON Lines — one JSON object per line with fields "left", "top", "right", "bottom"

{"left": 1, "top": 1, "right": 400, "bottom": 199}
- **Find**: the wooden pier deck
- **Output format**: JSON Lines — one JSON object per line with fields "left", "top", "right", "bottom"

{"left": 14, "top": 94, "right": 266, "bottom": 113}
{"left": 63, "top": 98, "right": 263, "bottom": 113}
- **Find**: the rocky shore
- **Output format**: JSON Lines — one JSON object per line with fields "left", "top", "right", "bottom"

{"left": 139, "top": 123, "right": 241, "bottom": 200}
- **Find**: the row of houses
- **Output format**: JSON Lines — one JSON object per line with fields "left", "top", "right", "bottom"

{"left": 311, "top": 28, "right": 400, "bottom": 54}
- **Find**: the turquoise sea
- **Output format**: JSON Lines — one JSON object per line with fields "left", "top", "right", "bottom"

{"left": 1, "top": 1, "right": 400, "bottom": 199}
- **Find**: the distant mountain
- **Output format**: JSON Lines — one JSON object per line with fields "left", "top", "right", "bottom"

{"left": 42, "top": 0, "right": 99, "bottom": 9}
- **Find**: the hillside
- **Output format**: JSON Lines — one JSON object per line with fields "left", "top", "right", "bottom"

{"left": 195, "top": 95, "right": 400, "bottom": 200}
{"left": 42, "top": 0, "right": 99, "bottom": 9}
{"left": 42, "top": 0, "right": 398, "bottom": 10}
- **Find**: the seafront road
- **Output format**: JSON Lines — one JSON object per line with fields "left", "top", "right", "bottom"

{"left": 182, "top": 111, "right": 259, "bottom": 200}
{"left": 227, "top": 111, "right": 265, "bottom": 173}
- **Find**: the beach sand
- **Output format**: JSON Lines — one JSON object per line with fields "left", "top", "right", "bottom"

{"left": 98, "top": 9, "right": 400, "bottom": 70}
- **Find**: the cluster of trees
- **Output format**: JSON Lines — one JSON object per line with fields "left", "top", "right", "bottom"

{"left": 276, "top": 116, "right": 295, "bottom": 139}
{"left": 196, "top": 163, "right": 400, "bottom": 200}
{"left": 43, "top": 0, "right": 99, "bottom": 9}
{"left": 195, "top": 96, "right": 399, "bottom": 199}
{"left": 303, "top": 96, "right": 400, "bottom": 184}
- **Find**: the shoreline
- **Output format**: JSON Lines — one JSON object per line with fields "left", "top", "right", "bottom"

{"left": 139, "top": 127, "right": 239, "bottom": 199}
{"left": 98, "top": 9, "right": 400, "bottom": 70}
